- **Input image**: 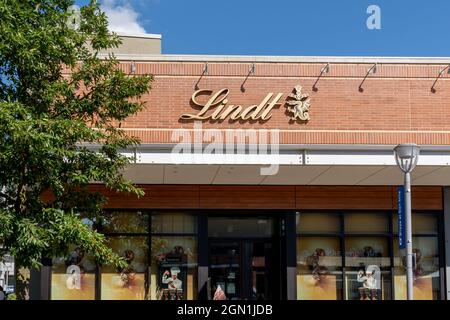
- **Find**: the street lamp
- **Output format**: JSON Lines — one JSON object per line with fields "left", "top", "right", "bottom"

{"left": 394, "top": 143, "right": 420, "bottom": 300}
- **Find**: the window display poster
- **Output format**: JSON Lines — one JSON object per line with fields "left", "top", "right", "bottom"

{"left": 297, "top": 274, "right": 338, "bottom": 300}
{"left": 394, "top": 276, "right": 434, "bottom": 300}
{"left": 156, "top": 246, "right": 188, "bottom": 300}
{"left": 297, "top": 238, "right": 341, "bottom": 300}
{"left": 51, "top": 247, "right": 96, "bottom": 300}
{"left": 101, "top": 237, "right": 147, "bottom": 300}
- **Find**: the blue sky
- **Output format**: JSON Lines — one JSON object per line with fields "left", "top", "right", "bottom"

{"left": 77, "top": 0, "right": 450, "bottom": 56}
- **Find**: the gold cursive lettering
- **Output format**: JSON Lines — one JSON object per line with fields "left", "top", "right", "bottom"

{"left": 180, "top": 88, "right": 283, "bottom": 122}
{"left": 180, "top": 89, "right": 229, "bottom": 120}
{"left": 260, "top": 93, "right": 283, "bottom": 120}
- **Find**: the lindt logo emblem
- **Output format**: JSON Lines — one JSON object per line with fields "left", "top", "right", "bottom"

{"left": 286, "top": 85, "right": 311, "bottom": 121}
{"left": 179, "top": 85, "right": 311, "bottom": 122}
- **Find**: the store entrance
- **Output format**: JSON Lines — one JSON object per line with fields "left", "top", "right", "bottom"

{"left": 207, "top": 216, "right": 281, "bottom": 300}
{"left": 209, "top": 239, "right": 276, "bottom": 300}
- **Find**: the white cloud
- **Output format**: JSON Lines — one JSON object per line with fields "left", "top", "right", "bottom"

{"left": 101, "top": 0, "right": 146, "bottom": 34}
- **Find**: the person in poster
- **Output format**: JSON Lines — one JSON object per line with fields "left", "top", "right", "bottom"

{"left": 297, "top": 247, "right": 338, "bottom": 300}
{"left": 306, "top": 248, "right": 328, "bottom": 282}
{"left": 157, "top": 245, "right": 188, "bottom": 300}
{"left": 115, "top": 249, "right": 137, "bottom": 289}
{"left": 357, "top": 267, "right": 378, "bottom": 300}
{"left": 162, "top": 267, "right": 183, "bottom": 290}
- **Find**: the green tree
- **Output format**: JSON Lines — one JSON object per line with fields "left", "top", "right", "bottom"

{"left": 0, "top": 0, "right": 152, "bottom": 299}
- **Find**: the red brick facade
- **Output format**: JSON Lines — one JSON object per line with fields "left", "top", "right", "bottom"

{"left": 111, "top": 60, "right": 450, "bottom": 145}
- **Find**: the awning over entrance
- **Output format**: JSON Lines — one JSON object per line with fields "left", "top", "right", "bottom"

{"left": 119, "top": 144, "right": 450, "bottom": 186}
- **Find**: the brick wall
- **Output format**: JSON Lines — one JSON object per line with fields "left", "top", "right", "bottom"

{"left": 110, "top": 60, "right": 450, "bottom": 145}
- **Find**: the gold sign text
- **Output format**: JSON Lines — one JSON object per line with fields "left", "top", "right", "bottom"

{"left": 180, "top": 89, "right": 283, "bottom": 121}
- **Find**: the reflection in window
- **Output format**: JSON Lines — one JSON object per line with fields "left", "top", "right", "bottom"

{"left": 393, "top": 213, "right": 438, "bottom": 235}
{"left": 296, "top": 213, "right": 340, "bottom": 233}
{"left": 101, "top": 236, "right": 148, "bottom": 300}
{"left": 393, "top": 237, "right": 440, "bottom": 300}
{"left": 151, "top": 213, "right": 197, "bottom": 234}
{"left": 51, "top": 246, "right": 96, "bottom": 300}
{"left": 296, "top": 237, "right": 342, "bottom": 300}
{"left": 345, "top": 213, "right": 389, "bottom": 234}
{"left": 344, "top": 237, "right": 391, "bottom": 300}
{"left": 150, "top": 236, "right": 198, "bottom": 300}
{"left": 208, "top": 217, "right": 272, "bottom": 238}
{"left": 102, "top": 211, "right": 148, "bottom": 233}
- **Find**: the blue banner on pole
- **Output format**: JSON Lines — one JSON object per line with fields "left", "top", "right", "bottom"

{"left": 398, "top": 186, "right": 406, "bottom": 249}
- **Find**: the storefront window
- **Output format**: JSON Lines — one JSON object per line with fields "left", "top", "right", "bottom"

{"left": 102, "top": 211, "right": 148, "bottom": 233}
{"left": 393, "top": 213, "right": 438, "bottom": 235}
{"left": 152, "top": 213, "right": 197, "bottom": 234}
{"left": 392, "top": 212, "right": 440, "bottom": 299}
{"left": 296, "top": 237, "right": 342, "bottom": 300}
{"left": 296, "top": 213, "right": 340, "bottom": 234}
{"left": 51, "top": 246, "right": 96, "bottom": 300}
{"left": 150, "top": 236, "right": 198, "bottom": 300}
{"left": 344, "top": 213, "right": 389, "bottom": 234}
{"left": 344, "top": 237, "right": 391, "bottom": 300}
{"left": 208, "top": 217, "right": 272, "bottom": 238}
{"left": 101, "top": 236, "right": 148, "bottom": 300}
{"left": 393, "top": 237, "right": 440, "bottom": 300}
{"left": 150, "top": 214, "right": 198, "bottom": 300}
{"left": 296, "top": 212, "right": 398, "bottom": 300}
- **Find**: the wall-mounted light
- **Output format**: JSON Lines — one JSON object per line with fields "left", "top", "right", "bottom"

{"left": 130, "top": 60, "right": 136, "bottom": 74}
{"left": 431, "top": 65, "right": 450, "bottom": 93}
{"left": 194, "top": 62, "right": 209, "bottom": 90}
{"left": 359, "top": 63, "right": 377, "bottom": 92}
{"left": 241, "top": 63, "right": 256, "bottom": 92}
{"left": 312, "top": 63, "right": 330, "bottom": 91}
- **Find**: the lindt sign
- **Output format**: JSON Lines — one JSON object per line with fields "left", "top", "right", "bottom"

{"left": 180, "top": 85, "right": 311, "bottom": 122}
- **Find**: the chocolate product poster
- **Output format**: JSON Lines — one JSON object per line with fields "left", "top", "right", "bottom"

{"left": 157, "top": 246, "right": 188, "bottom": 300}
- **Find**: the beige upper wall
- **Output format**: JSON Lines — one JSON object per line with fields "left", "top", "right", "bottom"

{"left": 99, "top": 33, "right": 162, "bottom": 55}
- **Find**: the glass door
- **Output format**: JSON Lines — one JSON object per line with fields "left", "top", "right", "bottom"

{"left": 209, "top": 239, "right": 275, "bottom": 300}
{"left": 246, "top": 240, "right": 274, "bottom": 300}
{"left": 209, "top": 241, "right": 241, "bottom": 300}
{"left": 208, "top": 215, "right": 280, "bottom": 300}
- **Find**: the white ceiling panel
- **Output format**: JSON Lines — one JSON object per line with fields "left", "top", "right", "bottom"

{"left": 357, "top": 166, "right": 443, "bottom": 186}
{"left": 411, "top": 166, "right": 450, "bottom": 185}
{"left": 308, "top": 166, "right": 387, "bottom": 185}
{"left": 122, "top": 164, "right": 164, "bottom": 183}
{"left": 261, "top": 165, "right": 330, "bottom": 185}
{"left": 213, "top": 165, "right": 267, "bottom": 185}
{"left": 123, "top": 163, "right": 450, "bottom": 186}
{"left": 164, "top": 165, "right": 219, "bottom": 184}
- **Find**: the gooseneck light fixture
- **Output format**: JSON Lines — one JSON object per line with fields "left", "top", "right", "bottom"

{"left": 394, "top": 143, "right": 420, "bottom": 300}
{"left": 241, "top": 63, "right": 256, "bottom": 92}
{"left": 312, "top": 63, "right": 330, "bottom": 91}
{"left": 430, "top": 65, "right": 450, "bottom": 93}
{"left": 194, "top": 62, "right": 209, "bottom": 90}
{"left": 359, "top": 63, "right": 377, "bottom": 92}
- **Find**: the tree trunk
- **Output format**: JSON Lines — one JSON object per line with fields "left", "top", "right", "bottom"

{"left": 15, "top": 266, "right": 30, "bottom": 300}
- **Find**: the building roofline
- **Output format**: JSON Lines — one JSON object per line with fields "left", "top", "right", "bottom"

{"left": 116, "top": 32, "right": 162, "bottom": 40}
{"left": 102, "top": 53, "right": 450, "bottom": 65}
